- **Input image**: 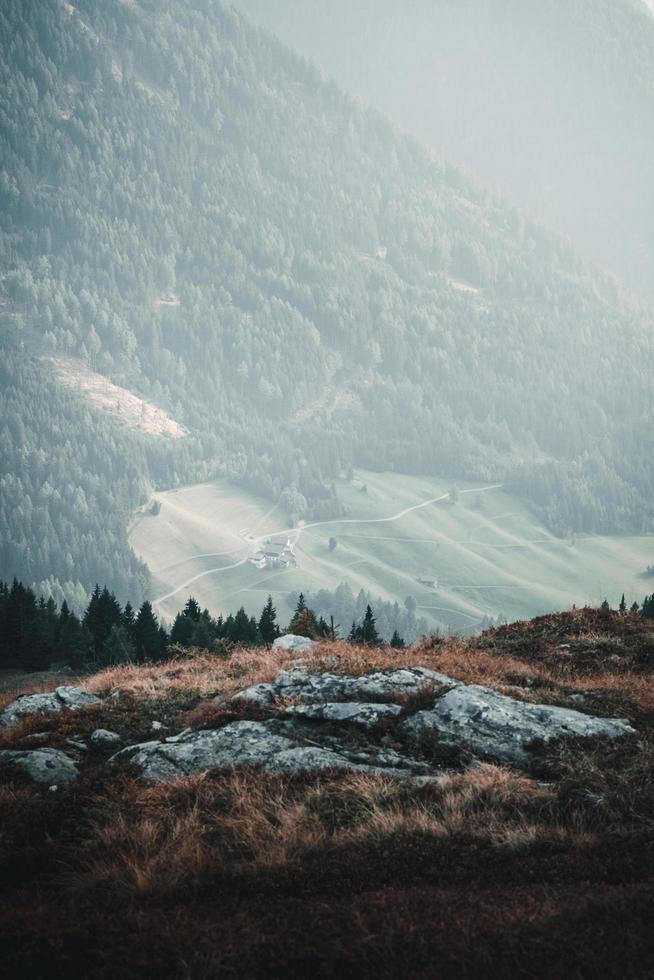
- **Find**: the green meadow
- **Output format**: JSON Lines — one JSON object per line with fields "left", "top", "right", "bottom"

{"left": 129, "top": 471, "right": 654, "bottom": 632}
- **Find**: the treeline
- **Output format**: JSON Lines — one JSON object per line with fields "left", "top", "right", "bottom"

{"left": 285, "top": 583, "right": 430, "bottom": 645}
{"left": 0, "top": 581, "right": 404, "bottom": 673}
{"left": 607, "top": 594, "right": 654, "bottom": 617}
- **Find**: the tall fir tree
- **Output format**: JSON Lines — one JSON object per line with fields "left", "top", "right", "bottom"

{"left": 134, "top": 601, "right": 161, "bottom": 662}
{"left": 258, "top": 595, "right": 280, "bottom": 644}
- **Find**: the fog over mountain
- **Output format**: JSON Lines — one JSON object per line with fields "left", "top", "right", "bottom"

{"left": 238, "top": 0, "right": 654, "bottom": 300}
{"left": 0, "top": 0, "right": 652, "bottom": 620}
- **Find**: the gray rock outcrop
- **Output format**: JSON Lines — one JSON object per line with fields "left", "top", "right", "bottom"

{"left": 0, "top": 686, "right": 101, "bottom": 727}
{"left": 0, "top": 747, "right": 79, "bottom": 785}
{"left": 104, "top": 665, "right": 636, "bottom": 783}
{"left": 234, "top": 665, "right": 455, "bottom": 705}
{"left": 402, "top": 683, "right": 635, "bottom": 765}
{"left": 283, "top": 701, "right": 403, "bottom": 729}
{"left": 112, "top": 719, "right": 424, "bottom": 782}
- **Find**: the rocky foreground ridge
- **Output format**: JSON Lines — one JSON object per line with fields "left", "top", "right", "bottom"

{"left": 0, "top": 637, "right": 635, "bottom": 787}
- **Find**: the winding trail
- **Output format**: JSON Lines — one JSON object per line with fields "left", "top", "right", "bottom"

{"left": 153, "top": 484, "right": 502, "bottom": 606}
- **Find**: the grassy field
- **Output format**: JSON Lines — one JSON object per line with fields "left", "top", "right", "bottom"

{"left": 128, "top": 471, "right": 654, "bottom": 631}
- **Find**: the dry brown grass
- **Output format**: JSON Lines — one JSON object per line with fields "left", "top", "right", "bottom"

{"left": 0, "top": 670, "right": 89, "bottom": 712}
{"left": 1, "top": 608, "right": 653, "bottom": 978}
{"left": 58, "top": 763, "right": 567, "bottom": 906}
{"left": 4, "top": 611, "right": 651, "bottom": 734}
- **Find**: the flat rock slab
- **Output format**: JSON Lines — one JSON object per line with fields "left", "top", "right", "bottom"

{"left": 113, "top": 720, "right": 424, "bottom": 782}
{"left": 0, "top": 686, "right": 101, "bottom": 727}
{"left": 402, "top": 683, "right": 635, "bottom": 765}
{"left": 0, "top": 747, "right": 79, "bottom": 785}
{"left": 235, "top": 666, "right": 456, "bottom": 706}
{"left": 283, "top": 702, "right": 403, "bottom": 729}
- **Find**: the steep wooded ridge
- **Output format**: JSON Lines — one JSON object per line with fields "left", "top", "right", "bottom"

{"left": 1, "top": 0, "right": 654, "bottom": 606}
{"left": 238, "top": 0, "right": 654, "bottom": 299}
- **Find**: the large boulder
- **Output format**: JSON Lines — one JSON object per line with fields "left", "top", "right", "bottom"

{"left": 402, "top": 683, "right": 635, "bottom": 765}
{"left": 235, "top": 665, "right": 455, "bottom": 705}
{"left": 272, "top": 634, "right": 317, "bottom": 654}
{"left": 0, "top": 747, "right": 79, "bottom": 785}
{"left": 112, "top": 719, "right": 426, "bottom": 782}
{"left": 0, "top": 686, "right": 101, "bottom": 727}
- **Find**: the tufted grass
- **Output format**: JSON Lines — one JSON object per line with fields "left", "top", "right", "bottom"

{"left": 0, "top": 608, "right": 653, "bottom": 977}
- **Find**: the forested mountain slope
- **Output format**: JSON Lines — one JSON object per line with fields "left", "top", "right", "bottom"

{"left": 238, "top": 0, "right": 654, "bottom": 300}
{"left": 1, "top": 0, "right": 653, "bottom": 607}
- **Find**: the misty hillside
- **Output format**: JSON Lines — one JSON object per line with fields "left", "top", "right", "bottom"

{"left": 1, "top": 0, "right": 654, "bottom": 606}
{"left": 238, "top": 0, "right": 654, "bottom": 299}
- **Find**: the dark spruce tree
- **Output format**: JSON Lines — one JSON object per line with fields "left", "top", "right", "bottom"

{"left": 135, "top": 601, "right": 163, "bottom": 662}
{"left": 258, "top": 595, "right": 280, "bottom": 645}
{"left": 350, "top": 605, "right": 383, "bottom": 647}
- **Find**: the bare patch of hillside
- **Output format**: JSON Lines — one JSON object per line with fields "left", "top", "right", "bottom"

{"left": 48, "top": 357, "right": 188, "bottom": 439}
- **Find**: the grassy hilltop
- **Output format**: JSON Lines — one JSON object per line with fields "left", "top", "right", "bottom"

{"left": 0, "top": 607, "right": 653, "bottom": 978}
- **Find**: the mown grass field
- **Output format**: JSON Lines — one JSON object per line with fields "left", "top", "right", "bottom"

{"left": 129, "top": 471, "right": 654, "bottom": 630}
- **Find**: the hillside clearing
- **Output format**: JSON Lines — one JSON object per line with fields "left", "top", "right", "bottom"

{"left": 128, "top": 472, "right": 654, "bottom": 631}
{"left": 48, "top": 357, "right": 188, "bottom": 439}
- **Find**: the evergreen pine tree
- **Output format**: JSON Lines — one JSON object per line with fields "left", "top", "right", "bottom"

{"left": 158, "top": 624, "right": 169, "bottom": 657}
{"left": 258, "top": 595, "right": 280, "bottom": 644}
{"left": 228, "top": 607, "right": 258, "bottom": 644}
{"left": 135, "top": 601, "right": 161, "bottom": 662}
{"left": 170, "top": 610, "right": 195, "bottom": 646}
{"left": 22, "top": 616, "right": 51, "bottom": 672}
{"left": 101, "top": 623, "right": 136, "bottom": 666}
{"left": 84, "top": 586, "right": 122, "bottom": 659}
{"left": 359, "top": 605, "right": 382, "bottom": 646}
{"left": 57, "top": 599, "right": 70, "bottom": 642}
{"left": 122, "top": 601, "right": 136, "bottom": 639}
{"left": 55, "top": 611, "right": 90, "bottom": 668}
{"left": 189, "top": 611, "right": 213, "bottom": 649}
{"left": 183, "top": 597, "right": 202, "bottom": 621}
{"left": 641, "top": 594, "right": 654, "bottom": 619}
{"left": 349, "top": 605, "right": 382, "bottom": 646}
{"left": 289, "top": 606, "right": 318, "bottom": 638}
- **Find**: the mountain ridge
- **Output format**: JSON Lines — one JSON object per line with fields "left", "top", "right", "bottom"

{"left": 1, "top": 0, "right": 653, "bottom": 608}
